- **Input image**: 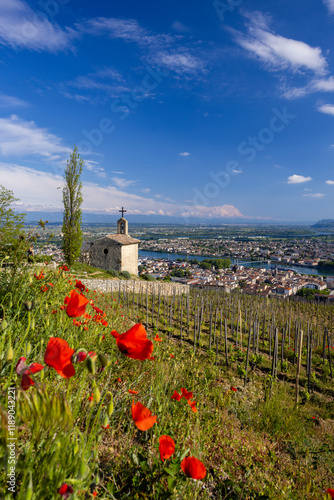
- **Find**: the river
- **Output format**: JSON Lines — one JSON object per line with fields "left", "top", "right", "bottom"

{"left": 139, "top": 250, "right": 334, "bottom": 277}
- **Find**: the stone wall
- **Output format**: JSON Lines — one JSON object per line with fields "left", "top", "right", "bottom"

{"left": 121, "top": 244, "right": 138, "bottom": 276}
{"left": 89, "top": 238, "right": 122, "bottom": 272}
{"left": 110, "top": 280, "right": 189, "bottom": 296}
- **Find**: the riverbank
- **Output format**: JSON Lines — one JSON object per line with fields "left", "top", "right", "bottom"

{"left": 139, "top": 250, "right": 334, "bottom": 277}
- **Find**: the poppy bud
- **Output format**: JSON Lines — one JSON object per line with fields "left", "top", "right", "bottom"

{"left": 86, "top": 356, "right": 95, "bottom": 374}
{"left": 24, "top": 301, "right": 34, "bottom": 311}
{"left": 29, "top": 275, "right": 33, "bottom": 284}
{"left": 103, "top": 415, "right": 109, "bottom": 428}
{"left": 26, "top": 342, "right": 32, "bottom": 356}
{"left": 46, "top": 318, "right": 49, "bottom": 327}
{"left": 74, "top": 440, "right": 79, "bottom": 454}
{"left": 107, "top": 396, "right": 114, "bottom": 417}
{"left": 9, "top": 301, "right": 12, "bottom": 309}
{"left": 93, "top": 386, "right": 101, "bottom": 404}
{"left": 80, "top": 461, "right": 88, "bottom": 479}
{"left": 6, "top": 346, "right": 14, "bottom": 362}
{"left": 1, "top": 320, "right": 7, "bottom": 330}
{"left": 31, "top": 318, "right": 35, "bottom": 330}
{"left": 32, "top": 393, "right": 39, "bottom": 413}
{"left": 25, "top": 479, "right": 33, "bottom": 500}
{"left": 98, "top": 353, "right": 109, "bottom": 367}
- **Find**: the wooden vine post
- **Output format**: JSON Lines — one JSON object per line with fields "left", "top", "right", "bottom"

{"left": 295, "top": 330, "right": 304, "bottom": 404}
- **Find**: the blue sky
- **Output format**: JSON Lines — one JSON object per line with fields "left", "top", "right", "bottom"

{"left": 1, "top": 0, "right": 334, "bottom": 222}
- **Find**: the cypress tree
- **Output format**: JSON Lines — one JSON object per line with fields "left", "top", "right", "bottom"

{"left": 62, "top": 146, "right": 83, "bottom": 266}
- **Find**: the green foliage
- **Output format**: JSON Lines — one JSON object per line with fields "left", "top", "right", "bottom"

{"left": 62, "top": 147, "right": 84, "bottom": 266}
{"left": 140, "top": 273, "right": 156, "bottom": 281}
{"left": 200, "top": 258, "right": 231, "bottom": 270}
{"left": 170, "top": 268, "right": 191, "bottom": 278}
{"left": 120, "top": 270, "right": 131, "bottom": 280}
{"left": 107, "top": 269, "right": 120, "bottom": 278}
{"left": 0, "top": 185, "right": 26, "bottom": 261}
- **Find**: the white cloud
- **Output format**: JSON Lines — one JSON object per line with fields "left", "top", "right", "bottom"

{"left": 171, "top": 21, "right": 190, "bottom": 33}
{"left": 112, "top": 177, "right": 138, "bottom": 188}
{"left": 287, "top": 174, "right": 312, "bottom": 184}
{"left": 85, "top": 160, "right": 106, "bottom": 178}
{"left": 302, "top": 193, "right": 325, "bottom": 198}
{"left": 282, "top": 76, "right": 334, "bottom": 100}
{"left": 323, "top": 0, "right": 334, "bottom": 13}
{"left": 179, "top": 152, "right": 191, "bottom": 157}
{"left": 233, "top": 12, "right": 328, "bottom": 75}
{"left": 326, "top": 180, "right": 334, "bottom": 185}
{"left": 141, "top": 188, "right": 150, "bottom": 193}
{"left": 0, "top": 94, "right": 29, "bottom": 109}
{"left": 79, "top": 17, "right": 206, "bottom": 76}
{"left": 0, "top": 0, "right": 76, "bottom": 52}
{"left": 181, "top": 205, "right": 245, "bottom": 219}
{"left": 154, "top": 51, "right": 205, "bottom": 74}
{"left": 232, "top": 169, "right": 243, "bottom": 174}
{"left": 0, "top": 115, "right": 71, "bottom": 158}
{"left": 111, "top": 171, "right": 124, "bottom": 174}
{"left": 318, "top": 103, "right": 334, "bottom": 116}
{"left": 0, "top": 163, "right": 248, "bottom": 219}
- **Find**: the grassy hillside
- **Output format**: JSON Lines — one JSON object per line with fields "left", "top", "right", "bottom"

{"left": 0, "top": 264, "right": 333, "bottom": 499}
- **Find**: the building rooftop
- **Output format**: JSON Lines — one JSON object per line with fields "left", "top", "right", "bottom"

{"left": 105, "top": 234, "right": 140, "bottom": 246}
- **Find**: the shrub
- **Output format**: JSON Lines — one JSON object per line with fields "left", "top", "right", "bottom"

{"left": 107, "top": 269, "right": 120, "bottom": 278}
{"left": 120, "top": 270, "right": 131, "bottom": 280}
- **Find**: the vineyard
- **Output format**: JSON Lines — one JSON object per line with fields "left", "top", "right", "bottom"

{"left": 113, "top": 281, "right": 333, "bottom": 400}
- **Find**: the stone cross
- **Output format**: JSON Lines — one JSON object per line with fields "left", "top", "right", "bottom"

{"left": 119, "top": 207, "right": 127, "bottom": 218}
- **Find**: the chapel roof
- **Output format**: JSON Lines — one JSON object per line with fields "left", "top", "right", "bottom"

{"left": 105, "top": 234, "right": 140, "bottom": 246}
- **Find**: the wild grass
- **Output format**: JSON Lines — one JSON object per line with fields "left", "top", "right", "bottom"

{"left": 0, "top": 265, "right": 333, "bottom": 499}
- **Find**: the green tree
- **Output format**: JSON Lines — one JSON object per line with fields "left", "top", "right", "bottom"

{"left": 0, "top": 185, "right": 26, "bottom": 261}
{"left": 62, "top": 147, "right": 84, "bottom": 266}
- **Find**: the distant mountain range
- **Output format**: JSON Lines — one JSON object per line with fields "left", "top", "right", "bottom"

{"left": 22, "top": 211, "right": 316, "bottom": 225}
{"left": 311, "top": 219, "right": 334, "bottom": 229}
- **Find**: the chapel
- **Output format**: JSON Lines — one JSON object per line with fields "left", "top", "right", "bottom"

{"left": 89, "top": 208, "right": 140, "bottom": 276}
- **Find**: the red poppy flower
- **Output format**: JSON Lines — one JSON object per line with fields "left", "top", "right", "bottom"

{"left": 52, "top": 309, "right": 57, "bottom": 314}
{"left": 59, "top": 265, "right": 69, "bottom": 271}
{"left": 88, "top": 393, "right": 94, "bottom": 402}
{"left": 15, "top": 357, "right": 44, "bottom": 391}
{"left": 131, "top": 401, "right": 157, "bottom": 431}
{"left": 128, "top": 389, "right": 139, "bottom": 394}
{"left": 171, "top": 390, "right": 183, "bottom": 401}
{"left": 113, "top": 324, "right": 153, "bottom": 361}
{"left": 231, "top": 387, "right": 237, "bottom": 392}
{"left": 154, "top": 334, "right": 163, "bottom": 342}
{"left": 58, "top": 483, "right": 74, "bottom": 498}
{"left": 93, "top": 305, "right": 104, "bottom": 314}
{"left": 170, "top": 354, "right": 174, "bottom": 358}
{"left": 75, "top": 280, "right": 85, "bottom": 291}
{"left": 327, "top": 489, "right": 334, "bottom": 499}
{"left": 40, "top": 285, "right": 49, "bottom": 292}
{"left": 76, "top": 351, "right": 96, "bottom": 363}
{"left": 65, "top": 290, "right": 89, "bottom": 318}
{"left": 188, "top": 399, "right": 198, "bottom": 413}
{"left": 159, "top": 435, "right": 175, "bottom": 461}
{"left": 181, "top": 456, "right": 206, "bottom": 480}
{"left": 34, "top": 272, "right": 45, "bottom": 280}
{"left": 44, "top": 337, "right": 75, "bottom": 378}
{"left": 181, "top": 388, "right": 193, "bottom": 400}
{"left": 117, "top": 378, "right": 122, "bottom": 382}
{"left": 101, "top": 424, "right": 110, "bottom": 430}
{"left": 73, "top": 319, "right": 82, "bottom": 327}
